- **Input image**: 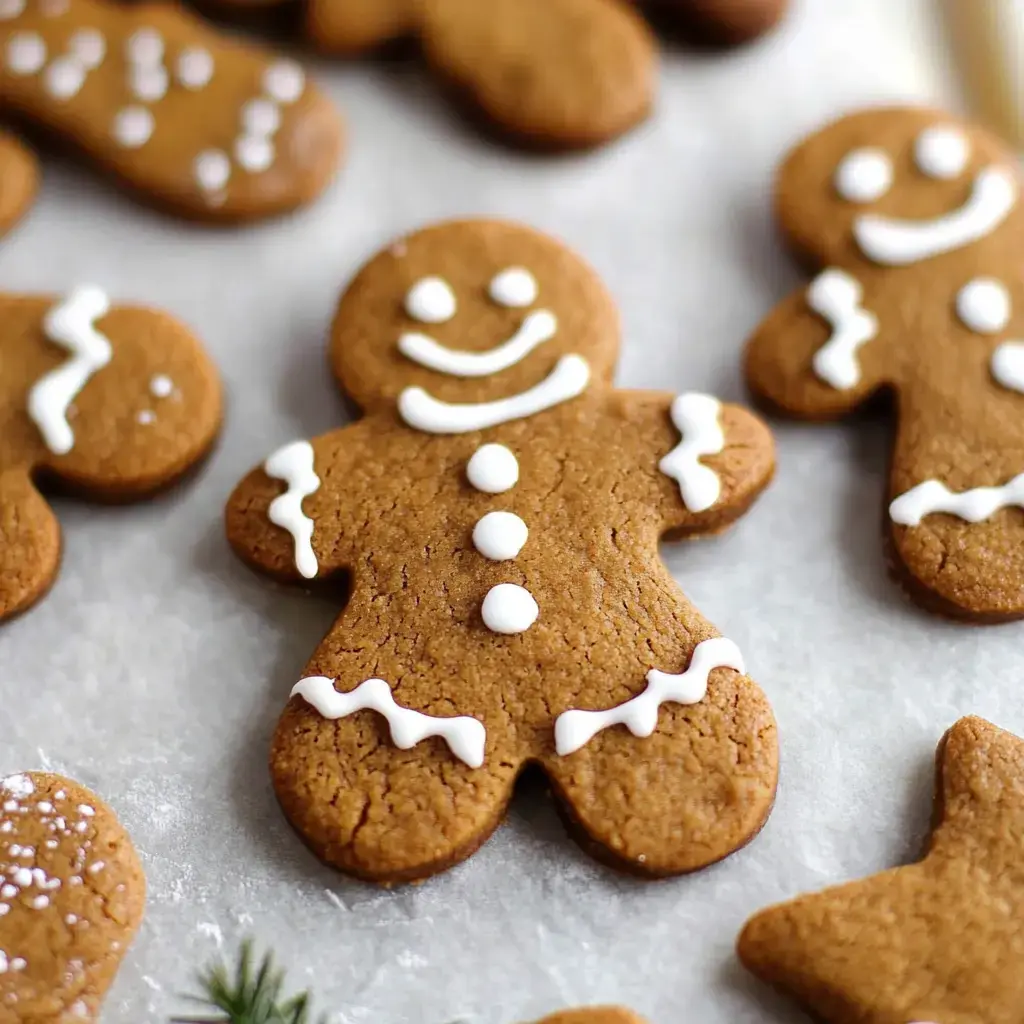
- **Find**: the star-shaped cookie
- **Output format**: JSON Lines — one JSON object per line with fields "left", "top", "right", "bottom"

{"left": 738, "top": 715, "right": 1024, "bottom": 1024}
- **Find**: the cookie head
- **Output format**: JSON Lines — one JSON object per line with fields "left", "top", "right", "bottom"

{"left": 776, "top": 107, "right": 1022, "bottom": 269}
{"left": 329, "top": 219, "right": 621, "bottom": 414}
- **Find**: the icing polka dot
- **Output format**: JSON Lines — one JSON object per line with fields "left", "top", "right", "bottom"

{"left": 0, "top": 0, "right": 26, "bottom": 20}
{"left": 68, "top": 27, "right": 104, "bottom": 69}
{"left": 235, "top": 135, "right": 274, "bottom": 173}
{"left": 489, "top": 267, "right": 538, "bottom": 308}
{"left": 405, "top": 277, "right": 456, "bottom": 324}
{"left": 466, "top": 444, "right": 518, "bottom": 494}
{"left": 194, "top": 149, "right": 230, "bottom": 193}
{"left": 241, "top": 97, "right": 281, "bottom": 137}
{"left": 112, "top": 105, "right": 153, "bottom": 148}
{"left": 481, "top": 583, "right": 538, "bottom": 634}
{"left": 125, "top": 27, "right": 163, "bottom": 65}
{"left": 262, "top": 60, "right": 304, "bottom": 104}
{"left": 150, "top": 374, "right": 173, "bottom": 398}
{"left": 956, "top": 277, "right": 1011, "bottom": 334}
{"left": 130, "top": 64, "right": 168, "bottom": 102}
{"left": 137, "top": 410, "right": 155, "bottom": 425}
{"left": 834, "top": 147, "right": 893, "bottom": 203}
{"left": 44, "top": 55, "right": 86, "bottom": 100}
{"left": 175, "top": 46, "right": 213, "bottom": 89}
{"left": 7, "top": 32, "right": 46, "bottom": 75}
{"left": 473, "top": 511, "right": 528, "bottom": 561}
{"left": 915, "top": 125, "right": 970, "bottom": 180}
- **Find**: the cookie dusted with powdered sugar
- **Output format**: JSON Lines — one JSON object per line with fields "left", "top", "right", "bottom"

{"left": 0, "top": 772, "right": 145, "bottom": 1022}
{"left": 226, "top": 218, "right": 778, "bottom": 884}
{"left": 745, "top": 107, "right": 1024, "bottom": 620}
{"left": 0, "top": 285, "right": 222, "bottom": 621}
{"left": 0, "top": 0, "right": 343, "bottom": 220}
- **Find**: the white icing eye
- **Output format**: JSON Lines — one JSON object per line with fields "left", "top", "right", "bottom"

{"left": 956, "top": 277, "right": 1011, "bottom": 334}
{"left": 834, "top": 148, "right": 893, "bottom": 203}
{"left": 489, "top": 267, "right": 538, "bottom": 308}
{"left": 405, "top": 277, "right": 456, "bottom": 324}
{"left": 915, "top": 125, "right": 970, "bottom": 179}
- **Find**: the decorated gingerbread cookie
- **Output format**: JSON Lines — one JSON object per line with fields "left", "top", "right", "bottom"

{"left": 745, "top": 107, "right": 1024, "bottom": 620}
{"left": 534, "top": 1010, "right": 647, "bottom": 1024}
{"left": 0, "top": 771, "right": 145, "bottom": 1021}
{"left": 738, "top": 715, "right": 1024, "bottom": 1023}
{"left": 0, "top": 129, "right": 38, "bottom": 238}
{"left": 226, "top": 218, "right": 779, "bottom": 884}
{"left": 0, "top": 0, "right": 343, "bottom": 221}
{"left": 0, "top": 285, "right": 222, "bottom": 621}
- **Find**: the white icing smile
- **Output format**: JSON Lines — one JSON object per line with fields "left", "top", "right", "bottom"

{"left": 399, "top": 310, "right": 557, "bottom": 378}
{"left": 854, "top": 166, "right": 1018, "bottom": 265}
{"left": 398, "top": 354, "right": 591, "bottom": 434}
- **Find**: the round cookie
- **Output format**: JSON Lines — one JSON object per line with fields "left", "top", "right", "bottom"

{"left": 0, "top": 131, "right": 38, "bottom": 239}
{"left": 0, "top": 771, "right": 145, "bottom": 1021}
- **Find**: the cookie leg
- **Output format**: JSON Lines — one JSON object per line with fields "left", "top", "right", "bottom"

{"left": 271, "top": 698, "right": 517, "bottom": 883}
{"left": 544, "top": 666, "right": 777, "bottom": 877}
{"left": 0, "top": 469, "right": 60, "bottom": 621}
{"left": 0, "top": 130, "right": 39, "bottom": 238}
{"left": 0, "top": 0, "right": 344, "bottom": 221}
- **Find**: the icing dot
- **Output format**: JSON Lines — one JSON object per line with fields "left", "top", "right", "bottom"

{"left": 262, "top": 60, "right": 304, "bottom": 104}
{"left": 7, "top": 32, "right": 46, "bottom": 75}
{"left": 137, "top": 409, "right": 155, "bottom": 425}
{"left": 0, "top": 0, "right": 26, "bottom": 19}
{"left": 234, "top": 134, "right": 274, "bottom": 173}
{"left": 68, "top": 27, "right": 104, "bottom": 69}
{"left": 481, "top": 583, "right": 538, "bottom": 634}
{"left": 112, "top": 105, "right": 154, "bottom": 148}
{"left": 241, "top": 97, "right": 280, "bottom": 136}
{"left": 1, "top": 776, "right": 33, "bottom": 798}
{"left": 194, "top": 149, "right": 230, "bottom": 193}
{"left": 466, "top": 444, "right": 518, "bottom": 494}
{"left": 150, "top": 374, "right": 173, "bottom": 397}
{"left": 472, "top": 511, "right": 528, "bottom": 561}
{"left": 175, "top": 46, "right": 213, "bottom": 89}
{"left": 993, "top": 342, "right": 1024, "bottom": 393}
{"left": 915, "top": 125, "right": 970, "bottom": 179}
{"left": 489, "top": 267, "right": 538, "bottom": 308}
{"left": 957, "top": 278, "right": 1011, "bottom": 334}
{"left": 44, "top": 55, "right": 86, "bottom": 99}
{"left": 834, "top": 147, "right": 893, "bottom": 203}
{"left": 130, "top": 64, "right": 168, "bottom": 102}
{"left": 405, "top": 277, "right": 456, "bottom": 324}
{"left": 126, "top": 27, "right": 163, "bottom": 65}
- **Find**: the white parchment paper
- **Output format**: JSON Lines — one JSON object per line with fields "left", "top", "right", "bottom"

{"left": 2, "top": 1, "right": 1004, "bottom": 1020}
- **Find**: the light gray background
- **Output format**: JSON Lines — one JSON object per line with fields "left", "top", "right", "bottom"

{"left": 1, "top": 1, "right": 1005, "bottom": 1020}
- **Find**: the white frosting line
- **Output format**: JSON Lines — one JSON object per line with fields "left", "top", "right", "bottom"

{"left": 808, "top": 268, "right": 879, "bottom": 389}
{"left": 28, "top": 286, "right": 112, "bottom": 456}
{"left": 472, "top": 511, "right": 528, "bottom": 561}
{"left": 264, "top": 440, "right": 320, "bottom": 579}
{"left": 854, "top": 166, "right": 1018, "bottom": 265}
{"left": 489, "top": 267, "right": 538, "bottom": 308}
{"left": 292, "top": 676, "right": 486, "bottom": 769}
{"left": 399, "top": 310, "right": 557, "bottom": 378}
{"left": 658, "top": 393, "right": 724, "bottom": 513}
{"left": 481, "top": 583, "right": 538, "bottom": 634}
{"left": 914, "top": 125, "right": 969, "bottom": 180}
{"left": 992, "top": 341, "right": 1024, "bottom": 394}
{"left": 466, "top": 443, "right": 518, "bottom": 493}
{"left": 834, "top": 147, "right": 893, "bottom": 203}
{"left": 398, "top": 354, "right": 590, "bottom": 434}
{"left": 554, "top": 636, "right": 744, "bottom": 756}
{"left": 956, "top": 277, "right": 1011, "bottom": 334}
{"left": 890, "top": 473, "right": 1024, "bottom": 526}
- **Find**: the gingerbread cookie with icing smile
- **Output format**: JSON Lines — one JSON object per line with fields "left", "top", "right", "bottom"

{"left": 1, "top": 285, "right": 222, "bottom": 621}
{"left": 0, "top": 771, "right": 145, "bottom": 1022}
{"left": 0, "top": 0, "right": 343, "bottom": 220}
{"left": 226, "top": 218, "right": 778, "bottom": 884}
{"left": 745, "top": 107, "right": 1024, "bottom": 620}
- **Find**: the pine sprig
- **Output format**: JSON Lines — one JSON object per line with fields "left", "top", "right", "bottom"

{"left": 172, "top": 940, "right": 326, "bottom": 1024}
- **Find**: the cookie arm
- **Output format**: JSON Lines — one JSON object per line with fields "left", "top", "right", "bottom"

{"left": 0, "top": 470, "right": 60, "bottom": 621}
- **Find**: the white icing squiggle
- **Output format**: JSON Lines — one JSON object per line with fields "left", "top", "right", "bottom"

{"left": 264, "top": 440, "right": 320, "bottom": 579}
{"left": 808, "top": 268, "right": 879, "bottom": 389}
{"left": 399, "top": 310, "right": 556, "bottom": 378}
{"left": 28, "top": 286, "right": 112, "bottom": 455}
{"left": 292, "top": 676, "right": 486, "bottom": 769}
{"left": 658, "top": 393, "right": 724, "bottom": 513}
{"left": 554, "top": 637, "right": 744, "bottom": 756}
{"left": 890, "top": 473, "right": 1024, "bottom": 526}
{"left": 398, "top": 355, "right": 590, "bottom": 434}
{"left": 992, "top": 342, "right": 1024, "bottom": 394}
{"left": 854, "top": 167, "right": 1017, "bottom": 265}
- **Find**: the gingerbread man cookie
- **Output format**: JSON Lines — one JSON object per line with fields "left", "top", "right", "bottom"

{"left": 0, "top": 129, "right": 38, "bottom": 238}
{"left": 226, "top": 218, "right": 778, "bottom": 884}
{"left": 0, "top": 771, "right": 145, "bottom": 1022}
{"left": 0, "top": 285, "right": 222, "bottom": 621}
{"left": 739, "top": 716, "right": 1024, "bottom": 1024}
{"left": 534, "top": 1010, "right": 647, "bottom": 1024}
{"left": 0, "top": 0, "right": 343, "bottom": 221}
{"left": 745, "top": 107, "right": 1024, "bottom": 620}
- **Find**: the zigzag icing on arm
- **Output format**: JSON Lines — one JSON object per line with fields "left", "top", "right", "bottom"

{"left": 807, "top": 269, "right": 879, "bottom": 389}
{"left": 264, "top": 440, "right": 321, "bottom": 579}
{"left": 291, "top": 676, "right": 487, "bottom": 769}
{"left": 658, "top": 393, "right": 724, "bottom": 512}
{"left": 890, "top": 473, "right": 1024, "bottom": 526}
{"left": 28, "top": 286, "right": 113, "bottom": 455}
{"left": 554, "top": 637, "right": 745, "bottom": 756}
